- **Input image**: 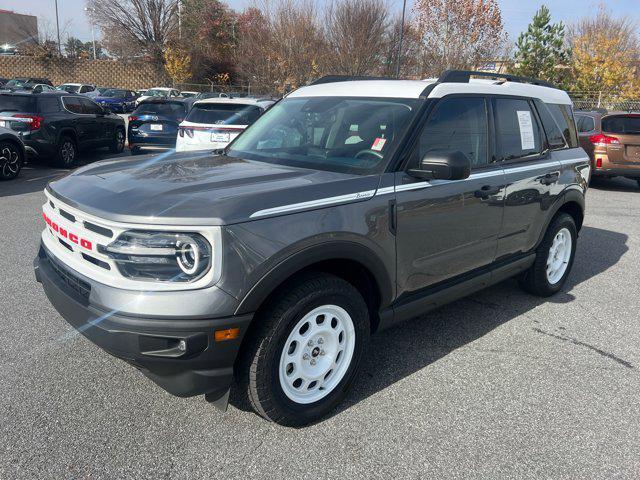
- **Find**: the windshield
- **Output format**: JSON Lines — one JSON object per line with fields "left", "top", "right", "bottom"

{"left": 133, "top": 102, "right": 185, "bottom": 118}
{"left": 186, "top": 103, "right": 262, "bottom": 125}
{"left": 227, "top": 97, "right": 420, "bottom": 174}
{"left": 103, "top": 89, "right": 127, "bottom": 98}
{"left": 602, "top": 115, "right": 640, "bottom": 135}
{"left": 56, "top": 84, "right": 80, "bottom": 93}
{"left": 146, "top": 89, "right": 169, "bottom": 97}
{"left": 5, "top": 79, "right": 29, "bottom": 88}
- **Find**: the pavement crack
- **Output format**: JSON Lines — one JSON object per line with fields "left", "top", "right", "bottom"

{"left": 532, "top": 327, "right": 634, "bottom": 369}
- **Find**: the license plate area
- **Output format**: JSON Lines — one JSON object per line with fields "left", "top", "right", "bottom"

{"left": 626, "top": 145, "right": 640, "bottom": 158}
{"left": 150, "top": 124, "right": 163, "bottom": 131}
{"left": 0, "top": 120, "right": 5, "bottom": 128}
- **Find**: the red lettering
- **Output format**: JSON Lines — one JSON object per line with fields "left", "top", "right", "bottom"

{"left": 52, "top": 222, "right": 59, "bottom": 233}
{"left": 80, "top": 239, "right": 92, "bottom": 250}
{"left": 69, "top": 233, "right": 78, "bottom": 244}
{"left": 59, "top": 227, "right": 68, "bottom": 238}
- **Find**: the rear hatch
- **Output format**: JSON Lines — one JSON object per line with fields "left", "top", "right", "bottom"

{"left": 0, "top": 93, "right": 39, "bottom": 132}
{"left": 601, "top": 114, "right": 640, "bottom": 165}
{"left": 129, "top": 101, "right": 186, "bottom": 138}
{"left": 178, "top": 102, "right": 262, "bottom": 149}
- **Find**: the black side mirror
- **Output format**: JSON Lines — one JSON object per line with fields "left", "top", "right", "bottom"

{"left": 408, "top": 150, "right": 471, "bottom": 181}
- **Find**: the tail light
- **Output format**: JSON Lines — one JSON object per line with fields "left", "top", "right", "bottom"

{"left": 13, "top": 114, "right": 43, "bottom": 130}
{"left": 129, "top": 115, "right": 138, "bottom": 122}
{"left": 596, "top": 158, "right": 603, "bottom": 168}
{"left": 589, "top": 133, "right": 620, "bottom": 146}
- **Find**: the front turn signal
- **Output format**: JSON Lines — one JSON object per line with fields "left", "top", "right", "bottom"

{"left": 215, "top": 328, "right": 240, "bottom": 342}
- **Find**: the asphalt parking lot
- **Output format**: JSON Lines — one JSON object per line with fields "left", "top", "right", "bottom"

{"left": 1, "top": 160, "right": 639, "bottom": 479}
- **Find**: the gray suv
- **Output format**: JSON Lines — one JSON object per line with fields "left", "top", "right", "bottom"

{"left": 34, "top": 71, "right": 590, "bottom": 426}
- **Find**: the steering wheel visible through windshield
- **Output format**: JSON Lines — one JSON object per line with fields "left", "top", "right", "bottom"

{"left": 227, "top": 97, "right": 420, "bottom": 174}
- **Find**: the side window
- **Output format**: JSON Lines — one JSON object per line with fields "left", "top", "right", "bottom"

{"left": 79, "top": 86, "right": 89, "bottom": 93}
{"left": 80, "top": 98, "right": 102, "bottom": 114}
{"left": 576, "top": 115, "right": 595, "bottom": 133}
{"left": 62, "top": 97, "right": 83, "bottom": 114}
{"left": 39, "top": 97, "right": 61, "bottom": 114}
{"left": 416, "top": 97, "right": 488, "bottom": 168}
{"left": 534, "top": 99, "right": 566, "bottom": 150}
{"left": 494, "top": 98, "right": 542, "bottom": 161}
{"left": 548, "top": 104, "right": 579, "bottom": 148}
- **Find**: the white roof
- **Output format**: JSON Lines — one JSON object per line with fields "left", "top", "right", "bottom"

{"left": 147, "top": 87, "right": 173, "bottom": 91}
{"left": 193, "top": 97, "right": 274, "bottom": 107}
{"left": 288, "top": 78, "right": 572, "bottom": 105}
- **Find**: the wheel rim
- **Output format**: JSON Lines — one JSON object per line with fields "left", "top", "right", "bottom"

{"left": 546, "top": 227, "right": 572, "bottom": 285}
{"left": 279, "top": 305, "right": 356, "bottom": 404}
{"left": 0, "top": 145, "right": 20, "bottom": 177}
{"left": 61, "top": 141, "right": 75, "bottom": 164}
{"left": 116, "top": 130, "right": 125, "bottom": 150}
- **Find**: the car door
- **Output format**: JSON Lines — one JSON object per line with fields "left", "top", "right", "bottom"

{"left": 493, "top": 97, "right": 564, "bottom": 260}
{"left": 395, "top": 96, "right": 505, "bottom": 296}
{"left": 80, "top": 97, "right": 113, "bottom": 146}
{"left": 62, "top": 96, "right": 95, "bottom": 148}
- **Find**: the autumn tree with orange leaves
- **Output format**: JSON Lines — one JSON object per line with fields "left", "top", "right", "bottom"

{"left": 412, "top": 0, "right": 508, "bottom": 77}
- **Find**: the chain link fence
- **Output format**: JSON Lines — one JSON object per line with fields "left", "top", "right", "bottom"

{"left": 569, "top": 91, "right": 640, "bottom": 112}
{"left": 173, "top": 82, "right": 282, "bottom": 98}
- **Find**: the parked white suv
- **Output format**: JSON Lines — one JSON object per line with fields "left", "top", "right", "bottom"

{"left": 176, "top": 97, "right": 274, "bottom": 152}
{"left": 136, "top": 87, "right": 181, "bottom": 106}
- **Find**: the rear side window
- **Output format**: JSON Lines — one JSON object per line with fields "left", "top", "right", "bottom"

{"left": 63, "top": 97, "right": 83, "bottom": 114}
{"left": 417, "top": 96, "right": 488, "bottom": 168}
{"left": 576, "top": 115, "right": 596, "bottom": 133}
{"left": 534, "top": 100, "right": 566, "bottom": 149}
{"left": 186, "top": 103, "right": 262, "bottom": 125}
{"left": 38, "top": 97, "right": 61, "bottom": 113}
{"left": 79, "top": 98, "right": 102, "bottom": 114}
{"left": 601, "top": 115, "right": 640, "bottom": 134}
{"left": 0, "top": 95, "right": 37, "bottom": 113}
{"left": 493, "top": 98, "right": 542, "bottom": 161}
{"left": 547, "top": 104, "right": 578, "bottom": 148}
{"left": 134, "top": 102, "right": 186, "bottom": 118}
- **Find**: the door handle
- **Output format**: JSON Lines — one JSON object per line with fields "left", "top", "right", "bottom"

{"left": 474, "top": 185, "right": 501, "bottom": 198}
{"left": 539, "top": 172, "right": 560, "bottom": 185}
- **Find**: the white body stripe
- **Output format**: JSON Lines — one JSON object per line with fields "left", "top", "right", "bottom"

{"left": 249, "top": 190, "right": 376, "bottom": 218}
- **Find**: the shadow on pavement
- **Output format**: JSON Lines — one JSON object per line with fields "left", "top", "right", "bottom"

{"left": 589, "top": 176, "right": 639, "bottom": 192}
{"left": 230, "top": 225, "right": 628, "bottom": 424}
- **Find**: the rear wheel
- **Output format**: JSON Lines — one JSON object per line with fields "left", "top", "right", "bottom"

{"left": 109, "top": 128, "right": 125, "bottom": 154}
{"left": 238, "top": 273, "right": 369, "bottom": 426}
{"left": 0, "top": 141, "right": 23, "bottom": 180}
{"left": 52, "top": 136, "right": 77, "bottom": 168}
{"left": 519, "top": 213, "right": 577, "bottom": 297}
{"left": 130, "top": 146, "right": 143, "bottom": 155}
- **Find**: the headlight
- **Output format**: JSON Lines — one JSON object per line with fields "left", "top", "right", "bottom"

{"left": 101, "top": 230, "right": 212, "bottom": 282}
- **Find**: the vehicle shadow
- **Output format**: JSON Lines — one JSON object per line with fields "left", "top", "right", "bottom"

{"left": 589, "top": 176, "right": 639, "bottom": 192}
{"left": 231, "top": 225, "right": 628, "bottom": 424}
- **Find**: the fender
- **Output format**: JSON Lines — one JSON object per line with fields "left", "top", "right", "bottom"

{"left": 535, "top": 188, "right": 585, "bottom": 248}
{"left": 234, "top": 241, "right": 394, "bottom": 316}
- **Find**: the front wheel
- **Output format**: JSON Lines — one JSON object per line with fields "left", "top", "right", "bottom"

{"left": 519, "top": 213, "right": 577, "bottom": 297}
{"left": 0, "top": 141, "right": 23, "bottom": 180}
{"left": 109, "top": 128, "right": 125, "bottom": 154}
{"left": 238, "top": 273, "right": 370, "bottom": 426}
{"left": 52, "top": 136, "right": 77, "bottom": 168}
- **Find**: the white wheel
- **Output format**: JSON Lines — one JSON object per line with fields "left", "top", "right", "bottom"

{"left": 278, "top": 304, "right": 356, "bottom": 404}
{"left": 546, "top": 227, "right": 572, "bottom": 285}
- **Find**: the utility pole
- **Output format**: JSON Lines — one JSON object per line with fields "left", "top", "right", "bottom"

{"left": 395, "top": 0, "right": 407, "bottom": 78}
{"left": 54, "top": 0, "right": 62, "bottom": 55}
{"left": 85, "top": 7, "right": 97, "bottom": 59}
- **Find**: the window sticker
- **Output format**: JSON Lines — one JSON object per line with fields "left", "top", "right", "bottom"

{"left": 517, "top": 110, "right": 535, "bottom": 150}
{"left": 371, "top": 137, "right": 386, "bottom": 151}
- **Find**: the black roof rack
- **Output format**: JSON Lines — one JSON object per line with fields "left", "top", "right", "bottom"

{"left": 438, "top": 70, "right": 555, "bottom": 88}
{"left": 309, "top": 75, "right": 395, "bottom": 86}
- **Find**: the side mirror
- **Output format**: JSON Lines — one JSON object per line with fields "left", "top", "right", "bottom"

{"left": 408, "top": 150, "right": 471, "bottom": 181}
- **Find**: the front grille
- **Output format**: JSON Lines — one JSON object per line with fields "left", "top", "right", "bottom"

{"left": 46, "top": 250, "right": 91, "bottom": 299}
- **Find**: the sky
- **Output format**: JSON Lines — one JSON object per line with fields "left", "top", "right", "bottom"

{"left": 2, "top": 0, "right": 639, "bottom": 44}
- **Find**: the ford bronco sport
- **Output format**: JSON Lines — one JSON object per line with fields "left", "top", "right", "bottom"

{"left": 34, "top": 71, "right": 590, "bottom": 426}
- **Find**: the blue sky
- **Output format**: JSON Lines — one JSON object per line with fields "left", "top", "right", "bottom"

{"left": 3, "top": 0, "right": 639, "bottom": 43}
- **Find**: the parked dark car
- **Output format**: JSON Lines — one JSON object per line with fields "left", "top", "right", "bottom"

{"left": 0, "top": 77, "right": 8, "bottom": 88}
{"left": 0, "top": 91, "right": 126, "bottom": 167}
{"left": 575, "top": 110, "right": 640, "bottom": 188}
{"left": 0, "top": 126, "right": 25, "bottom": 180}
{"left": 94, "top": 88, "right": 138, "bottom": 113}
{"left": 128, "top": 99, "right": 187, "bottom": 154}
{"left": 4, "top": 77, "right": 53, "bottom": 89}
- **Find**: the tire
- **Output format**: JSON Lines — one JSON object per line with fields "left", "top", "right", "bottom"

{"left": 0, "top": 141, "right": 23, "bottom": 180}
{"left": 636, "top": 179, "right": 640, "bottom": 190}
{"left": 109, "top": 128, "right": 125, "bottom": 154}
{"left": 519, "top": 213, "right": 577, "bottom": 297}
{"left": 52, "top": 135, "right": 77, "bottom": 168}
{"left": 238, "top": 273, "right": 370, "bottom": 426}
{"left": 130, "top": 146, "right": 143, "bottom": 156}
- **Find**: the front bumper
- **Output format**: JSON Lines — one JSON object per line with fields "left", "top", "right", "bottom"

{"left": 34, "top": 244, "right": 252, "bottom": 401}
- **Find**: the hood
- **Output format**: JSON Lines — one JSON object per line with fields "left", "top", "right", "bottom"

{"left": 46, "top": 153, "right": 380, "bottom": 226}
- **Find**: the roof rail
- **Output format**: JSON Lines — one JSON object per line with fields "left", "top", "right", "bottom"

{"left": 309, "top": 75, "right": 394, "bottom": 86}
{"left": 438, "top": 70, "right": 555, "bottom": 89}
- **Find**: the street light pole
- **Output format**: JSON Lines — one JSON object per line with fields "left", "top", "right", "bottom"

{"left": 54, "top": 0, "right": 62, "bottom": 55}
{"left": 84, "top": 7, "right": 97, "bottom": 59}
{"left": 395, "top": 0, "right": 407, "bottom": 78}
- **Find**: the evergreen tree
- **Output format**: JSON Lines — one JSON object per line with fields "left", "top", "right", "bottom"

{"left": 513, "top": 5, "right": 570, "bottom": 85}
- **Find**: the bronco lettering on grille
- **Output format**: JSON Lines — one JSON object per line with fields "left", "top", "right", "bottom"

{"left": 43, "top": 212, "right": 93, "bottom": 251}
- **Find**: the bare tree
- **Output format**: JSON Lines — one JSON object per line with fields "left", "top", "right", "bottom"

{"left": 412, "top": 0, "right": 507, "bottom": 76}
{"left": 379, "top": 13, "right": 422, "bottom": 78}
{"left": 88, "top": 0, "right": 178, "bottom": 68}
{"left": 325, "top": 0, "right": 390, "bottom": 76}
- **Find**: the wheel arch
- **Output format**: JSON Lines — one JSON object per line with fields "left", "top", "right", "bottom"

{"left": 536, "top": 190, "right": 585, "bottom": 248}
{"left": 235, "top": 241, "right": 393, "bottom": 334}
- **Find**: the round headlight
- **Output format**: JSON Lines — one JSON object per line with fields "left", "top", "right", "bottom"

{"left": 176, "top": 238, "right": 200, "bottom": 275}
